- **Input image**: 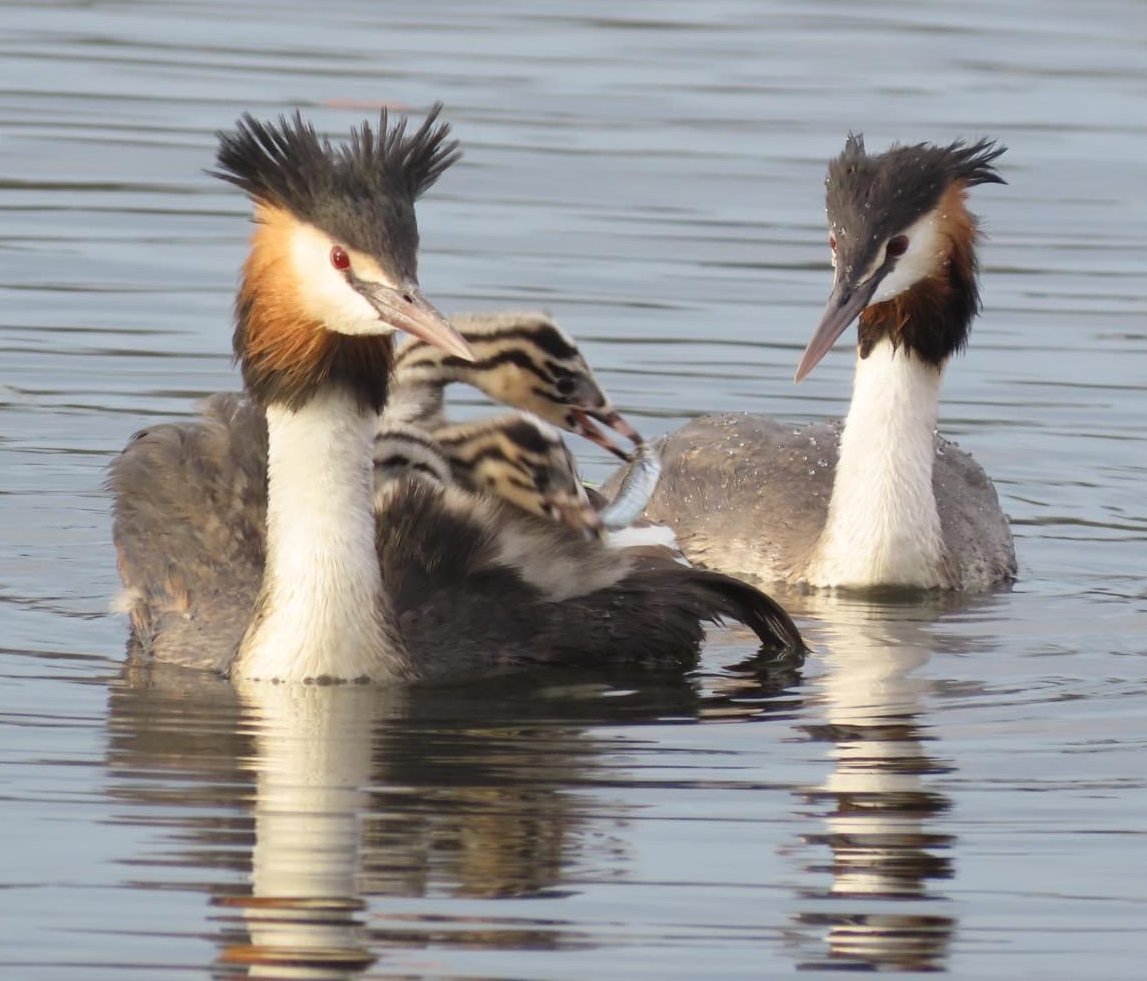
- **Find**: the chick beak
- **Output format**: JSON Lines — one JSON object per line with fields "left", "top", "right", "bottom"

{"left": 571, "top": 407, "right": 642, "bottom": 462}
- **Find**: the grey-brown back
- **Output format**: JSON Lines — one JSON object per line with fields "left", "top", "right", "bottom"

{"left": 610, "top": 412, "right": 1015, "bottom": 589}
{"left": 621, "top": 413, "right": 835, "bottom": 585}
{"left": 108, "top": 394, "right": 268, "bottom": 672}
{"left": 110, "top": 401, "right": 805, "bottom": 677}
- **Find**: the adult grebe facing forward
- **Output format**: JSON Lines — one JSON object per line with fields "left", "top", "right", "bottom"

{"left": 109, "top": 106, "right": 805, "bottom": 683}
{"left": 621, "top": 136, "right": 1016, "bottom": 591}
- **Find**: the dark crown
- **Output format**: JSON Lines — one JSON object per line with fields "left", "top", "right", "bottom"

{"left": 211, "top": 104, "right": 461, "bottom": 280}
{"left": 826, "top": 135, "right": 1006, "bottom": 254}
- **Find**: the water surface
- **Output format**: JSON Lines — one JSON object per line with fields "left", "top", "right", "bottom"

{"left": 2, "top": 1, "right": 1145, "bottom": 977}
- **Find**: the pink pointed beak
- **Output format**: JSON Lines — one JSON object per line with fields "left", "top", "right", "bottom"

{"left": 363, "top": 281, "right": 474, "bottom": 362}
{"left": 571, "top": 407, "right": 643, "bottom": 462}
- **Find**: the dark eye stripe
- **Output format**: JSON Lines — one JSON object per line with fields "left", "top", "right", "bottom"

{"left": 498, "top": 475, "right": 537, "bottom": 493}
{"left": 402, "top": 349, "right": 554, "bottom": 384}
{"left": 396, "top": 322, "right": 580, "bottom": 364}
{"left": 502, "top": 419, "right": 557, "bottom": 453}
{"left": 374, "top": 429, "right": 439, "bottom": 452}
{"left": 528, "top": 325, "right": 580, "bottom": 360}
{"left": 374, "top": 454, "right": 446, "bottom": 481}
{"left": 375, "top": 453, "right": 415, "bottom": 469}
{"left": 531, "top": 385, "right": 569, "bottom": 406}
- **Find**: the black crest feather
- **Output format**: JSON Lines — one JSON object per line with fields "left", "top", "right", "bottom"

{"left": 826, "top": 134, "right": 1006, "bottom": 254}
{"left": 211, "top": 103, "right": 461, "bottom": 277}
{"left": 212, "top": 102, "right": 460, "bottom": 209}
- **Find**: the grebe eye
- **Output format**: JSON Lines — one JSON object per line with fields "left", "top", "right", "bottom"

{"left": 330, "top": 246, "right": 350, "bottom": 271}
{"left": 555, "top": 375, "right": 577, "bottom": 397}
{"left": 886, "top": 235, "right": 909, "bottom": 258}
{"left": 828, "top": 234, "right": 837, "bottom": 253}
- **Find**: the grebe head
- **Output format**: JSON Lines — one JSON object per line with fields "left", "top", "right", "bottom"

{"left": 396, "top": 312, "right": 642, "bottom": 461}
{"left": 465, "top": 316, "right": 641, "bottom": 461}
{"left": 796, "top": 135, "right": 1007, "bottom": 382}
{"left": 436, "top": 414, "right": 602, "bottom": 536}
{"left": 212, "top": 105, "right": 472, "bottom": 410}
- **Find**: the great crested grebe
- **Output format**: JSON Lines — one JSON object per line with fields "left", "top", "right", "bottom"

{"left": 615, "top": 136, "right": 1016, "bottom": 591}
{"left": 389, "top": 311, "right": 640, "bottom": 460}
{"left": 109, "top": 107, "right": 804, "bottom": 682}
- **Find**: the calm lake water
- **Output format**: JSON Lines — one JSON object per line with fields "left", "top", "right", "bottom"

{"left": 2, "top": 1, "right": 1145, "bottom": 977}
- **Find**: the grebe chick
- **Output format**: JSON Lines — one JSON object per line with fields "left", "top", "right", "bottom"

{"left": 379, "top": 414, "right": 675, "bottom": 548}
{"left": 433, "top": 414, "right": 601, "bottom": 534}
{"left": 389, "top": 311, "right": 640, "bottom": 460}
{"left": 109, "top": 107, "right": 805, "bottom": 682}
{"left": 370, "top": 419, "right": 455, "bottom": 487}
{"left": 374, "top": 413, "right": 601, "bottom": 536}
{"left": 616, "top": 136, "right": 1016, "bottom": 591}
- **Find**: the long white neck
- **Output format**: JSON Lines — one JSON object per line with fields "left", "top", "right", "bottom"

{"left": 234, "top": 388, "right": 411, "bottom": 682}
{"left": 806, "top": 338, "right": 948, "bottom": 588}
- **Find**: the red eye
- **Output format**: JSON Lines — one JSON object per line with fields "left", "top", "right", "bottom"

{"left": 886, "top": 235, "right": 909, "bottom": 257}
{"left": 828, "top": 234, "right": 837, "bottom": 253}
{"left": 330, "top": 246, "right": 350, "bottom": 271}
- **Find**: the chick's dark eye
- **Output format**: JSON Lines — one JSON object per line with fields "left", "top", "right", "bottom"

{"left": 330, "top": 246, "right": 350, "bottom": 271}
{"left": 554, "top": 376, "right": 577, "bottom": 397}
{"left": 886, "top": 235, "right": 909, "bottom": 258}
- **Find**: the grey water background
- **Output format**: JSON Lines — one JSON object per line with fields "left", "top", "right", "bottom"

{"left": 1, "top": 0, "right": 1145, "bottom": 977}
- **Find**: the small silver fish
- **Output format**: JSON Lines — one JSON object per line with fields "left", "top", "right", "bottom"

{"left": 600, "top": 442, "right": 662, "bottom": 532}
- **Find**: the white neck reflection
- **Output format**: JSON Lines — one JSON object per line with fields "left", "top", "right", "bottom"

{"left": 222, "top": 682, "right": 395, "bottom": 977}
{"left": 794, "top": 594, "right": 956, "bottom": 971}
